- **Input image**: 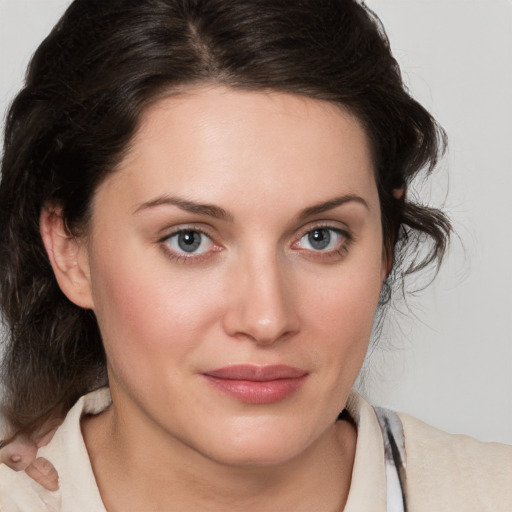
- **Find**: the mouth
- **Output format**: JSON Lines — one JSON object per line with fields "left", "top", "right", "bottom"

{"left": 202, "top": 365, "right": 308, "bottom": 404}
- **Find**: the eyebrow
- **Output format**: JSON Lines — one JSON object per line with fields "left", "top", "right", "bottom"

{"left": 134, "top": 193, "right": 368, "bottom": 221}
{"left": 297, "top": 194, "right": 369, "bottom": 221}
{"left": 134, "top": 196, "right": 233, "bottom": 221}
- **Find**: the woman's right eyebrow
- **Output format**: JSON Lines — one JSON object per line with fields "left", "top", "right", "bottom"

{"left": 133, "top": 195, "right": 233, "bottom": 221}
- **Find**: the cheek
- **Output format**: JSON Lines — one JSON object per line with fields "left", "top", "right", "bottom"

{"left": 305, "top": 254, "right": 383, "bottom": 330}
{"left": 300, "top": 253, "right": 384, "bottom": 374}
{"left": 88, "top": 248, "right": 225, "bottom": 372}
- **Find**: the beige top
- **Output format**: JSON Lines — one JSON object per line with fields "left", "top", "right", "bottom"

{"left": 0, "top": 388, "right": 511, "bottom": 511}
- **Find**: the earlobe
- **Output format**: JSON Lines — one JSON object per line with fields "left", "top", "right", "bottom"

{"left": 40, "top": 206, "right": 94, "bottom": 309}
{"left": 392, "top": 187, "right": 405, "bottom": 200}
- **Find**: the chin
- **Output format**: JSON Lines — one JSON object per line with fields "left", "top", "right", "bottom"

{"left": 206, "top": 442, "right": 307, "bottom": 468}
{"left": 192, "top": 418, "right": 322, "bottom": 468}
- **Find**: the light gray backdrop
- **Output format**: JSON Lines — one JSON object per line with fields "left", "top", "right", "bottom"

{"left": 1, "top": 0, "right": 511, "bottom": 444}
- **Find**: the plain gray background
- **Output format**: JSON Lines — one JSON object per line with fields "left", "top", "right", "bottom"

{"left": 1, "top": 0, "right": 511, "bottom": 444}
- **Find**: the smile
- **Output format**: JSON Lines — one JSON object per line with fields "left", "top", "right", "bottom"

{"left": 203, "top": 365, "right": 308, "bottom": 404}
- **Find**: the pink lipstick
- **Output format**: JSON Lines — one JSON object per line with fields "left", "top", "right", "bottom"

{"left": 203, "top": 365, "right": 308, "bottom": 404}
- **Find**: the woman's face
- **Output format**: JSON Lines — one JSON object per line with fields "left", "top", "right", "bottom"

{"left": 81, "top": 87, "right": 386, "bottom": 465}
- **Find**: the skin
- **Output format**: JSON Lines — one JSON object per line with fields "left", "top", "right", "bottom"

{"left": 40, "top": 86, "right": 387, "bottom": 511}
{"left": 0, "top": 430, "right": 58, "bottom": 492}
{"left": 1, "top": 414, "right": 62, "bottom": 491}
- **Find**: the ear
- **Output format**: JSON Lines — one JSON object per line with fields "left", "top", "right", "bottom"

{"left": 381, "top": 246, "right": 391, "bottom": 283}
{"left": 381, "top": 187, "right": 406, "bottom": 280}
{"left": 392, "top": 187, "right": 405, "bottom": 200}
{"left": 40, "top": 206, "right": 94, "bottom": 309}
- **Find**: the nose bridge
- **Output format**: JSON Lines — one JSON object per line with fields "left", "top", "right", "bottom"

{"left": 224, "top": 246, "right": 298, "bottom": 344}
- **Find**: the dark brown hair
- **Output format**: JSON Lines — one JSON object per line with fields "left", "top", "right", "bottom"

{"left": 0, "top": 0, "right": 450, "bottom": 439}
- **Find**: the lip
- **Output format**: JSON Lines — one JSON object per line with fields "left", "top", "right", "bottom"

{"left": 203, "top": 365, "right": 308, "bottom": 404}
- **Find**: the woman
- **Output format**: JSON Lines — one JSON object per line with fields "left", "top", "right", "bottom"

{"left": 0, "top": 0, "right": 510, "bottom": 510}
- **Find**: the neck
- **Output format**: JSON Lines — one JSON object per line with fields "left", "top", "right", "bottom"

{"left": 82, "top": 399, "right": 356, "bottom": 512}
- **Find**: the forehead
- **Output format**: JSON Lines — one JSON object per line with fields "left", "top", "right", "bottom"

{"left": 101, "top": 86, "right": 378, "bottom": 215}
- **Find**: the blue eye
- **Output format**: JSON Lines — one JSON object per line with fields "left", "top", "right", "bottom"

{"left": 297, "top": 227, "right": 346, "bottom": 252}
{"left": 165, "top": 230, "right": 213, "bottom": 255}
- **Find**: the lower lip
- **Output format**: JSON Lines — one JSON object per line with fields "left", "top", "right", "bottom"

{"left": 203, "top": 375, "right": 307, "bottom": 404}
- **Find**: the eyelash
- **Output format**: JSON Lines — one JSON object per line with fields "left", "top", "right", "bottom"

{"left": 158, "top": 224, "right": 353, "bottom": 264}
{"left": 292, "top": 224, "right": 353, "bottom": 261}
{"left": 159, "top": 227, "right": 220, "bottom": 264}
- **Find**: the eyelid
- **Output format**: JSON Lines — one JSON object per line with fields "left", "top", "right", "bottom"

{"left": 291, "top": 222, "right": 353, "bottom": 259}
{"left": 158, "top": 225, "right": 212, "bottom": 244}
{"left": 293, "top": 221, "right": 352, "bottom": 243}
{"left": 158, "top": 225, "right": 222, "bottom": 264}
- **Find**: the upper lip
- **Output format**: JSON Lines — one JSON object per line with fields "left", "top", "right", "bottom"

{"left": 204, "top": 365, "right": 308, "bottom": 381}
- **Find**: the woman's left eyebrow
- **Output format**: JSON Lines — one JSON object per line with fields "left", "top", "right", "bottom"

{"left": 297, "top": 194, "right": 369, "bottom": 221}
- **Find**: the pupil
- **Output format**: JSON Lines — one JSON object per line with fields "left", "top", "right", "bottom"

{"left": 178, "top": 231, "right": 201, "bottom": 252}
{"left": 308, "top": 229, "right": 330, "bottom": 250}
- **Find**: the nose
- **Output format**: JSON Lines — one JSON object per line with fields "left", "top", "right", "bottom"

{"left": 222, "top": 253, "right": 300, "bottom": 346}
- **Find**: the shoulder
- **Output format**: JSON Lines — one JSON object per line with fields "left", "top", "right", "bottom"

{"left": 399, "top": 412, "right": 512, "bottom": 512}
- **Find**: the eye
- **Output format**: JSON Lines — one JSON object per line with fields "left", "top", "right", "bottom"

{"left": 294, "top": 227, "right": 347, "bottom": 252}
{"left": 164, "top": 229, "right": 213, "bottom": 256}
